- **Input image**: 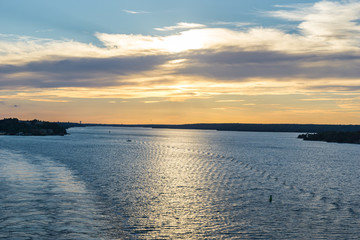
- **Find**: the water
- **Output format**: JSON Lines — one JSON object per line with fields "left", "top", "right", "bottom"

{"left": 1, "top": 127, "right": 360, "bottom": 239}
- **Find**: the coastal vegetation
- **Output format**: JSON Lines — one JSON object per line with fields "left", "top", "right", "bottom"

{"left": 298, "top": 131, "right": 360, "bottom": 144}
{"left": 0, "top": 118, "right": 67, "bottom": 136}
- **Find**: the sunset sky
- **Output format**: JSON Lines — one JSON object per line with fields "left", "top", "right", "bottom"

{"left": 1, "top": 0, "right": 360, "bottom": 124}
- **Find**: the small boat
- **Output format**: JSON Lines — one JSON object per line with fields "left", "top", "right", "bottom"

{"left": 126, "top": 139, "right": 132, "bottom": 142}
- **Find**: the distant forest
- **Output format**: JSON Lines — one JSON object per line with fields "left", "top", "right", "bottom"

{"left": 298, "top": 131, "right": 360, "bottom": 144}
{"left": 0, "top": 118, "right": 67, "bottom": 136}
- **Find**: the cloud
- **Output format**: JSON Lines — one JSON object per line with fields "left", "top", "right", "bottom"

{"left": 154, "top": 22, "right": 206, "bottom": 31}
{"left": 174, "top": 50, "right": 360, "bottom": 80}
{"left": 0, "top": 34, "right": 106, "bottom": 65}
{"left": 0, "top": 56, "right": 168, "bottom": 75}
{"left": 97, "top": 27, "right": 312, "bottom": 54}
{"left": 123, "top": 9, "right": 149, "bottom": 14}
{"left": 269, "top": 1, "right": 360, "bottom": 41}
{"left": 0, "top": 55, "right": 169, "bottom": 88}
{"left": 305, "top": 84, "right": 360, "bottom": 92}
{"left": 175, "top": 50, "right": 301, "bottom": 79}
{"left": 212, "top": 21, "right": 253, "bottom": 28}
{"left": 29, "top": 99, "right": 69, "bottom": 102}
{"left": 1, "top": 1, "right": 360, "bottom": 101}
{"left": 215, "top": 100, "right": 244, "bottom": 103}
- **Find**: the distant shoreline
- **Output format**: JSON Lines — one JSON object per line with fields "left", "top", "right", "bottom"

{"left": 76, "top": 123, "right": 360, "bottom": 133}
{"left": 3, "top": 119, "right": 360, "bottom": 144}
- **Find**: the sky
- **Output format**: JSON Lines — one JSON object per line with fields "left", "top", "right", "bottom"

{"left": 1, "top": 0, "right": 360, "bottom": 124}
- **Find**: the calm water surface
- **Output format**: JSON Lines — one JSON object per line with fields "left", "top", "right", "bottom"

{"left": 1, "top": 127, "right": 360, "bottom": 239}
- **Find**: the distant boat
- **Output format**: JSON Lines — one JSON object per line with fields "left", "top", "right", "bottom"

{"left": 126, "top": 139, "right": 132, "bottom": 142}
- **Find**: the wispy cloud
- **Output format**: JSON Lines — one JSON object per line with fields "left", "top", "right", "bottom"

{"left": 154, "top": 22, "right": 206, "bottom": 31}
{"left": 143, "top": 100, "right": 161, "bottom": 104}
{"left": 29, "top": 98, "right": 69, "bottom": 102}
{"left": 215, "top": 100, "right": 245, "bottom": 103}
{"left": 123, "top": 9, "right": 149, "bottom": 14}
{"left": 212, "top": 21, "right": 253, "bottom": 28}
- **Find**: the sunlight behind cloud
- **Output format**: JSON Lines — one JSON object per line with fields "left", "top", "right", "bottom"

{"left": 96, "top": 30, "right": 209, "bottom": 53}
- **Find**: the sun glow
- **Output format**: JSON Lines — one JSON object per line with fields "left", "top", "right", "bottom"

{"left": 96, "top": 29, "right": 212, "bottom": 54}
{"left": 160, "top": 30, "right": 207, "bottom": 52}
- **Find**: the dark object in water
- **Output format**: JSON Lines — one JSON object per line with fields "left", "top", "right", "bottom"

{"left": 269, "top": 195, "right": 272, "bottom": 203}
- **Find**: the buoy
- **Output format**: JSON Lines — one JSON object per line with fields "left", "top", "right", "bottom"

{"left": 269, "top": 195, "right": 273, "bottom": 203}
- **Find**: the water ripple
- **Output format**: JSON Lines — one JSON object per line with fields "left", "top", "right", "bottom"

{"left": 0, "top": 149, "right": 110, "bottom": 240}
